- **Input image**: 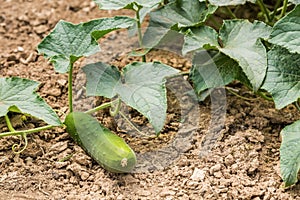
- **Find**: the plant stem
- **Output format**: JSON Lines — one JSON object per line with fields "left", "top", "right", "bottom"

{"left": 110, "top": 98, "right": 121, "bottom": 117}
{"left": 257, "top": 0, "right": 271, "bottom": 23}
{"left": 68, "top": 63, "right": 74, "bottom": 113}
{"left": 270, "top": 0, "right": 282, "bottom": 21}
{"left": 136, "top": 8, "right": 146, "bottom": 62}
{"left": 280, "top": 0, "right": 288, "bottom": 19}
{"left": 224, "top": 7, "right": 237, "bottom": 19}
{"left": 84, "top": 101, "right": 112, "bottom": 115}
{"left": 226, "top": 87, "right": 257, "bottom": 101}
{"left": 5, "top": 115, "right": 15, "bottom": 132}
{"left": 166, "top": 71, "right": 190, "bottom": 79}
{"left": 256, "top": 90, "right": 273, "bottom": 101}
{"left": 119, "top": 111, "right": 148, "bottom": 137}
{"left": 0, "top": 125, "right": 54, "bottom": 138}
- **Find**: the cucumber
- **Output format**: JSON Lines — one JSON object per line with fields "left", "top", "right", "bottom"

{"left": 64, "top": 112, "right": 136, "bottom": 173}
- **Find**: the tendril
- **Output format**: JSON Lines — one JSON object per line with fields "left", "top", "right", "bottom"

{"left": 12, "top": 133, "right": 28, "bottom": 154}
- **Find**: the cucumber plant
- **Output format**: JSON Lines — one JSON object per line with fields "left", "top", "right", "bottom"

{"left": 1, "top": 0, "right": 300, "bottom": 186}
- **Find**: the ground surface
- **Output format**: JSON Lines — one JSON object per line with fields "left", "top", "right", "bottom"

{"left": 1, "top": 0, "right": 300, "bottom": 199}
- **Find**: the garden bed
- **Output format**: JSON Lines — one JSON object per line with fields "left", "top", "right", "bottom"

{"left": 1, "top": 0, "right": 300, "bottom": 199}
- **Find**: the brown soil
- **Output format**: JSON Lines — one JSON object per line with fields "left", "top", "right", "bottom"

{"left": 1, "top": 0, "right": 300, "bottom": 199}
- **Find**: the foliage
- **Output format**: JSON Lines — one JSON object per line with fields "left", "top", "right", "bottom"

{"left": 1, "top": 0, "right": 300, "bottom": 183}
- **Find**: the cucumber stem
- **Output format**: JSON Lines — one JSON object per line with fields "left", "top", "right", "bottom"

{"left": 135, "top": 7, "right": 146, "bottom": 62}
{"left": 270, "top": 0, "right": 282, "bottom": 22}
{"left": 280, "top": 0, "right": 288, "bottom": 19}
{"left": 256, "top": 90, "right": 273, "bottom": 101}
{"left": 257, "top": 0, "right": 271, "bottom": 23}
{"left": 110, "top": 98, "right": 121, "bottom": 117}
{"left": 119, "top": 111, "right": 148, "bottom": 137}
{"left": 5, "top": 114, "right": 16, "bottom": 132}
{"left": 0, "top": 125, "right": 54, "bottom": 138}
{"left": 68, "top": 63, "right": 74, "bottom": 113}
{"left": 224, "top": 7, "right": 237, "bottom": 19}
{"left": 85, "top": 101, "right": 112, "bottom": 115}
{"left": 226, "top": 87, "right": 257, "bottom": 101}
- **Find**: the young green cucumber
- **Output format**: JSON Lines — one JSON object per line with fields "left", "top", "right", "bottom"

{"left": 64, "top": 111, "right": 136, "bottom": 173}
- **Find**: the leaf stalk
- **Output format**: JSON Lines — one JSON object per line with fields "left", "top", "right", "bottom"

{"left": 68, "top": 63, "right": 74, "bottom": 113}
{"left": 5, "top": 115, "right": 16, "bottom": 132}
{"left": 0, "top": 125, "right": 54, "bottom": 138}
{"left": 135, "top": 6, "right": 146, "bottom": 62}
{"left": 257, "top": 0, "right": 271, "bottom": 23}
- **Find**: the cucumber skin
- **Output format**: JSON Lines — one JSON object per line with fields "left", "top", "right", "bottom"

{"left": 64, "top": 112, "right": 136, "bottom": 173}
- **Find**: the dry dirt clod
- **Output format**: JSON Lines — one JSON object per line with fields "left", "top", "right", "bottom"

{"left": 190, "top": 168, "right": 206, "bottom": 181}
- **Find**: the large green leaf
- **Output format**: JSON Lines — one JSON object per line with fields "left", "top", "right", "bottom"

{"left": 184, "top": 20, "right": 271, "bottom": 90}
{"left": 0, "top": 77, "right": 62, "bottom": 126}
{"left": 262, "top": 46, "right": 300, "bottom": 109}
{"left": 219, "top": 20, "right": 271, "bottom": 90}
{"left": 37, "top": 17, "right": 135, "bottom": 73}
{"left": 82, "top": 62, "right": 120, "bottom": 99}
{"left": 142, "top": 0, "right": 217, "bottom": 49}
{"left": 269, "top": 5, "right": 300, "bottom": 54}
{"left": 208, "top": 0, "right": 256, "bottom": 6}
{"left": 182, "top": 26, "right": 219, "bottom": 55}
{"left": 190, "top": 51, "right": 249, "bottom": 93}
{"left": 83, "top": 62, "right": 179, "bottom": 133}
{"left": 93, "top": 0, "right": 162, "bottom": 10}
{"left": 280, "top": 120, "right": 300, "bottom": 187}
{"left": 289, "top": 0, "right": 300, "bottom": 5}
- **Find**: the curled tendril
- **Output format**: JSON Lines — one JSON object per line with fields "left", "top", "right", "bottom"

{"left": 12, "top": 133, "right": 28, "bottom": 154}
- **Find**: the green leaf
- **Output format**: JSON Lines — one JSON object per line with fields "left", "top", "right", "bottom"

{"left": 269, "top": 5, "right": 300, "bottom": 54}
{"left": 182, "top": 26, "right": 219, "bottom": 55}
{"left": 289, "top": 0, "right": 300, "bottom": 5}
{"left": 219, "top": 20, "right": 271, "bottom": 90}
{"left": 280, "top": 120, "right": 300, "bottom": 187}
{"left": 142, "top": 0, "right": 217, "bottom": 49}
{"left": 82, "top": 62, "right": 120, "bottom": 98}
{"left": 190, "top": 51, "right": 249, "bottom": 93}
{"left": 93, "top": 0, "right": 162, "bottom": 10}
{"left": 262, "top": 46, "right": 300, "bottom": 109}
{"left": 0, "top": 77, "right": 61, "bottom": 126}
{"left": 37, "top": 17, "right": 135, "bottom": 73}
{"left": 208, "top": 0, "right": 256, "bottom": 6}
{"left": 184, "top": 20, "right": 271, "bottom": 90}
{"left": 83, "top": 62, "right": 179, "bottom": 133}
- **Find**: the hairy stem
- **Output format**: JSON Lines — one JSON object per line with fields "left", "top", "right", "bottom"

{"left": 119, "top": 111, "right": 148, "bottom": 137}
{"left": 256, "top": 90, "right": 273, "bottom": 101}
{"left": 85, "top": 98, "right": 121, "bottom": 115}
{"left": 136, "top": 8, "right": 146, "bottom": 62}
{"left": 224, "top": 7, "right": 237, "bottom": 19}
{"left": 68, "top": 63, "right": 74, "bottom": 113}
{"left": 270, "top": 0, "right": 282, "bottom": 21}
{"left": 226, "top": 87, "right": 257, "bottom": 101}
{"left": 84, "top": 102, "right": 112, "bottom": 115}
{"left": 0, "top": 125, "right": 54, "bottom": 138}
{"left": 280, "top": 0, "right": 288, "bottom": 19}
{"left": 257, "top": 0, "right": 271, "bottom": 23}
{"left": 5, "top": 115, "right": 15, "bottom": 132}
{"left": 110, "top": 98, "right": 121, "bottom": 117}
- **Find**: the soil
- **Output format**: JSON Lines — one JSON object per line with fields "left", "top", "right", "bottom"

{"left": 1, "top": 0, "right": 300, "bottom": 199}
